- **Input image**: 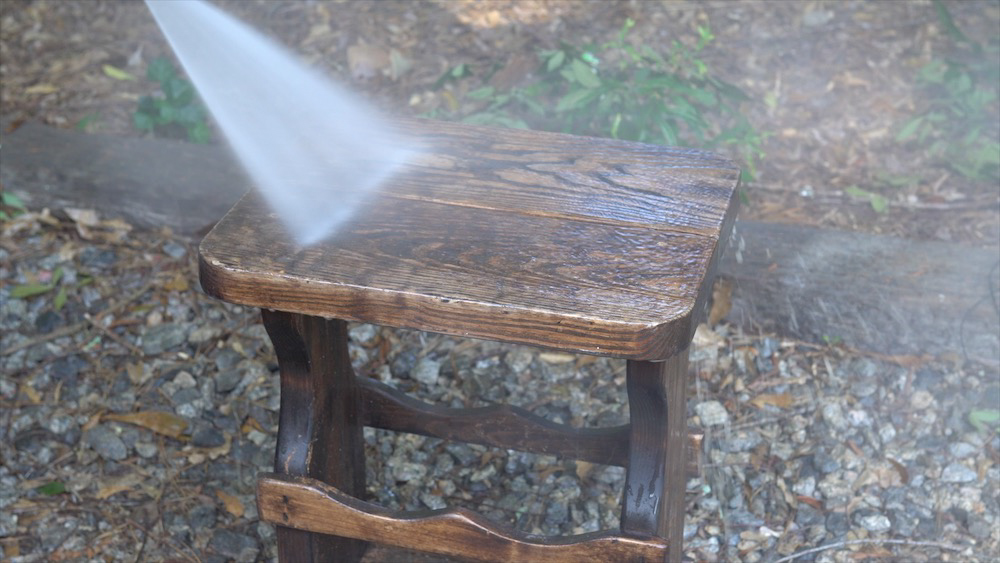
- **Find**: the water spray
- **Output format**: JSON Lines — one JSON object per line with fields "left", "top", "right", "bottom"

{"left": 144, "top": 0, "right": 415, "bottom": 245}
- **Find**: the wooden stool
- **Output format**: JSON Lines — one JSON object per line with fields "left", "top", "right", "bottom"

{"left": 198, "top": 119, "right": 740, "bottom": 562}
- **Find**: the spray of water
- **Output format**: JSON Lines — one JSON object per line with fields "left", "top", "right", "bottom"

{"left": 145, "top": 0, "right": 415, "bottom": 245}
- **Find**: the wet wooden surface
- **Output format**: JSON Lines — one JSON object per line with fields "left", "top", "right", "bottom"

{"left": 199, "top": 118, "right": 740, "bottom": 360}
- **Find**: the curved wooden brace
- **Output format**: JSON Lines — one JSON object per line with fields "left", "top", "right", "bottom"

{"left": 259, "top": 473, "right": 667, "bottom": 562}
{"left": 358, "top": 376, "right": 630, "bottom": 466}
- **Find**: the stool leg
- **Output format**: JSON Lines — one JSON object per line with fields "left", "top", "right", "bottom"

{"left": 621, "top": 352, "right": 690, "bottom": 562}
{"left": 262, "top": 310, "right": 367, "bottom": 562}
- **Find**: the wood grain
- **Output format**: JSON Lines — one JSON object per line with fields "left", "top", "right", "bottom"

{"left": 200, "top": 119, "right": 740, "bottom": 360}
{"left": 261, "top": 311, "right": 367, "bottom": 562}
{"left": 621, "top": 354, "right": 690, "bottom": 563}
{"left": 258, "top": 473, "right": 668, "bottom": 563}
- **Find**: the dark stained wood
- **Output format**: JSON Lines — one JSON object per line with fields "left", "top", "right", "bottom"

{"left": 359, "top": 376, "right": 629, "bottom": 466}
{"left": 621, "top": 353, "right": 690, "bottom": 563}
{"left": 258, "top": 473, "right": 669, "bottom": 563}
{"left": 199, "top": 119, "right": 740, "bottom": 360}
{"left": 261, "top": 311, "right": 367, "bottom": 562}
{"left": 359, "top": 376, "right": 704, "bottom": 475}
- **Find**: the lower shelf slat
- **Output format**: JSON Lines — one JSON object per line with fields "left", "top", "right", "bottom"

{"left": 258, "top": 473, "right": 668, "bottom": 562}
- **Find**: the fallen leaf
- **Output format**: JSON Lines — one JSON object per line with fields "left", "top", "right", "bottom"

{"left": 163, "top": 272, "right": 190, "bottom": 292}
{"left": 887, "top": 457, "right": 910, "bottom": 485}
{"left": 538, "top": 352, "right": 576, "bottom": 364}
{"left": 389, "top": 49, "right": 412, "bottom": 81}
{"left": 64, "top": 208, "right": 100, "bottom": 227}
{"left": 216, "top": 489, "right": 245, "bottom": 517}
{"left": 796, "top": 495, "right": 824, "bottom": 510}
{"left": 348, "top": 44, "right": 389, "bottom": 81}
{"left": 708, "top": 278, "right": 733, "bottom": 325}
{"left": 105, "top": 411, "right": 188, "bottom": 439}
{"left": 96, "top": 474, "right": 143, "bottom": 499}
{"left": 102, "top": 64, "right": 135, "bottom": 81}
{"left": 749, "top": 393, "right": 795, "bottom": 409}
{"left": 575, "top": 460, "right": 595, "bottom": 480}
{"left": 20, "top": 383, "right": 42, "bottom": 404}
{"left": 25, "top": 83, "right": 58, "bottom": 95}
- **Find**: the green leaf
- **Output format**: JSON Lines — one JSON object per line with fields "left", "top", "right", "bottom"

{"left": 451, "top": 63, "right": 467, "bottom": 78}
{"left": 147, "top": 57, "right": 176, "bottom": 83}
{"left": 2, "top": 191, "right": 26, "bottom": 210}
{"left": 896, "top": 116, "right": 924, "bottom": 141}
{"left": 102, "top": 64, "right": 134, "bottom": 81}
{"left": 75, "top": 113, "right": 100, "bottom": 131}
{"left": 969, "top": 409, "right": 1000, "bottom": 433}
{"left": 10, "top": 283, "right": 54, "bottom": 299}
{"left": 188, "top": 122, "right": 212, "bottom": 144}
{"left": 556, "top": 88, "right": 596, "bottom": 112}
{"left": 36, "top": 482, "right": 67, "bottom": 496}
{"left": 133, "top": 111, "right": 155, "bottom": 132}
{"left": 54, "top": 286, "right": 68, "bottom": 312}
{"left": 467, "top": 86, "right": 495, "bottom": 100}
{"left": 571, "top": 59, "right": 601, "bottom": 88}
{"left": 546, "top": 50, "right": 566, "bottom": 72}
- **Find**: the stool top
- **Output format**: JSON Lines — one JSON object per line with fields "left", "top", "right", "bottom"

{"left": 199, "top": 119, "right": 740, "bottom": 359}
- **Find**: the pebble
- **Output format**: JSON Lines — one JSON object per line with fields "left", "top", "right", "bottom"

{"left": 162, "top": 241, "right": 187, "bottom": 259}
{"left": 85, "top": 425, "right": 128, "bottom": 461}
{"left": 214, "top": 369, "right": 242, "bottom": 394}
{"left": 821, "top": 402, "right": 848, "bottom": 431}
{"left": 142, "top": 323, "right": 189, "bottom": 355}
{"left": 941, "top": 462, "right": 978, "bottom": 483}
{"left": 412, "top": 357, "right": 441, "bottom": 386}
{"left": 208, "top": 529, "right": 258, "bottom": 562}
{"left": 192, "top": 425, "right": 226, "bottom": 448}
{"left": 860, "top": 513, "right": 891, "bottom": 533}
{"left": 696, "top": 400, "right": 730, "bottom": 426}
{"left": 949, "top": 442, "right": 977, "bottom": 459}
{"left": 348, "top": 323, "right": 377, "bottom": 345}
{"left": 188, "top": 325, "right": 221, "bottom": 344}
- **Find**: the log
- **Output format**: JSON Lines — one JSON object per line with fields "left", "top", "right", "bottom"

{"left": 3, "top": 122, "right": 997, "bottom": 362}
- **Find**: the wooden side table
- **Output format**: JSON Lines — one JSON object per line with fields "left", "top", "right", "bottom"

{"left": 199, "top": 118, "right": 740, "bottom": 562}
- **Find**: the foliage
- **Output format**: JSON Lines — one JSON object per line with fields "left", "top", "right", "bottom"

{"left": 432, "top": 19, "right": 765, "bottom": 180}
{"left": 896, "top": 1, "right": 1000, "bottom": 182}
{"left": 134, "top": 57, "right": 211, "bottom": 144}
{"left": 1, "top": 191, "right": 28, "bottom": 221}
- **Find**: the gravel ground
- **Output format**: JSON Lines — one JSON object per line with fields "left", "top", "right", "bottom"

{"left": 2, "top": 207, "right": 998, "bottom": 562}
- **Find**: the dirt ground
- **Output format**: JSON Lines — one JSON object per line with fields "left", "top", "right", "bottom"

{"left": 2, "top": 1, "right": 999, "bottom": 563}
{"left": 2, "top": 0, "right": 998, "bottom": 245}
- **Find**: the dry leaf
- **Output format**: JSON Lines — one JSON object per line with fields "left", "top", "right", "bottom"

{"left": 538, "top": 352, "right": 576, "bottom": 364}
{"left": 216, "top": 489, "right": 245, "bottom": 517}
{"left": 105, "top": 411, "right": 188, "bottom": 439}
{"left": 749, "top": 393, "right": 795, "bottom": 409}
{"left": 347, "top": 44, "right": 389, "bottom": 81}
{"left": 796, "top": 495, "right": 824, "bottom": 510}
{"left": 20, "top": 383, "right": 42, "bottom": 405}
{"left": 96, "top": 474, "right": 143, "bottom": 499}
{"left": 708, "top": 278, "right": 733, "bottom": 326}
{"left": 887, "top": 457, "right": 910, "bottom": 485}
{"left": 163, "top": 272, "right": 190, "bottom": 292}
{"left": 25, "top": 83, "right": 58, "bottom": 95}
{"left": 575, "top": 460, "right": 595, "bottom": 480}
{"left": 64, "top": 208, "right": 100, "bottom": 227}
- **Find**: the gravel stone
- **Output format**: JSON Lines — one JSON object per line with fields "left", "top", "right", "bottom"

{"left": 84, "top": 425, "right": 128, "bottom": 461}
{"left": 696, "top": 400, "right": 730, "bottom": 426}
{"left": 142, "top": 323, "right": 189, "bottom": 355}
{"left": 949, "top": 442, "right": 977, "bottom": 459}
{"left": 941, "top": 462, "right": 978, "bottom": 483}
{"left": 821, "top": 402, "right": 848, "bottom": 431}
{"left": 192, "top": 425, "right": 226, "bottom": 448}
{"left": 860, "top": 513, "right": 891, "bottom": 533}
{"left": 162, "top": 241, "right": 187, "bottom": 259}
{"left": 214, "top": 369, "right": 242, "bottom": 393}
{"left": 412, "top": 357, "right": 441, "bottom": 386}
{"left": 208, "top": 529, "right": 258, "bottom": 562}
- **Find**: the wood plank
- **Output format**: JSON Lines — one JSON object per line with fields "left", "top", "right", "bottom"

{"left": 359, "top": 376, "right": 703, "bottom": 475}
{"left": 621, "top": 353, "right": 689, "bottom": 563}
{"left": 261, "top": 312, "right": 368, "bottom": 562}
{"left": 258, "top": 473, "right": 669, "bottom": 563}
{"left": 201, "top": 192, "right": 720, "bottom": 359}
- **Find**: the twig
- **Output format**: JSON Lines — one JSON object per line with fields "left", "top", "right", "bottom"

{"left": 774, "top": 538, "right": 967, "bottom": 563}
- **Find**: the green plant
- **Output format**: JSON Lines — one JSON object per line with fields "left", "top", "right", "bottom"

{"left": 436, "top": 19, "right": 765, "bottom": 180}
{"left": 134, "top": 57, "right": 211, "bottom": 143}
{"left": 896, "top": 1, "right": 999, "bottom": 182}
{"left": 1, "top": 191, "right": 27, "bottom": 220}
